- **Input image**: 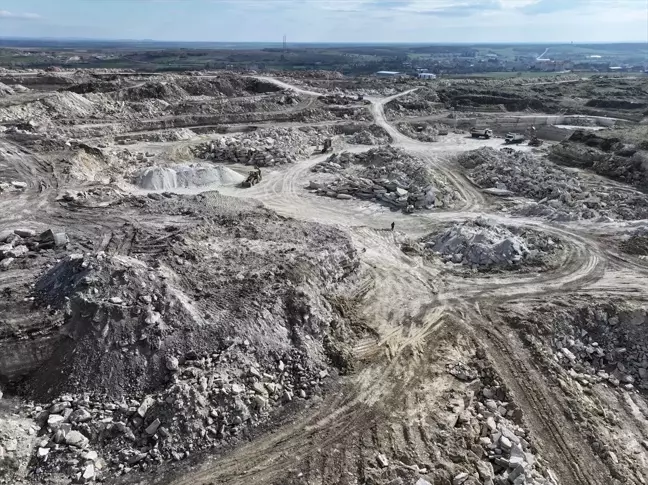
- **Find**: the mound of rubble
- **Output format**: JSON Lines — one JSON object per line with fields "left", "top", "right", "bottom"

{"left": 396, "top": 121, "right": 451, "bottom": 142}
{"left": 440, "top": 353, "right": 556, "bottom": 485}
{"left": 113, "top": 81, "right": 189, "bottom": 102}
{"left": 551, "top": 130, "right": 648, "bottom": 191}
{"left": 620, "top": 226, "right": 648, "bottom": 256}
{"left": 423, "top": 217, "right": 559, "bottom": 269}
{"left": 310, "top": 147, "right": 459, "bottom": 211}
{"left": 342, "top": 124, "right": 391, "bottom": 145}
{"left": 0, "top": 81, "right": 15, "bottom": 97}
{"left": 176, "top": 76, "right": 282, "bottom": 97}
{"left": 459, "top": 147, "right": 648, "bottom": 221}
{"left": 0, "top": 228, "right": 68, "bottom": 272}
{"left": 509, "top": 299, "right": 648, "bottom": 392}
{"left": 385, "top": 88, "right": 443, "bottom": 119}
{"left": 135, "top": 164, "right": 244, "bottom": 190}
{"left": 1, "top": 192, "right": 360, "bottom": 483}
{"left": 500, "top": 298, "right": 648, "bottom": 482}
{"left": 193, "top": 127, "right": 330, "bottom": 167}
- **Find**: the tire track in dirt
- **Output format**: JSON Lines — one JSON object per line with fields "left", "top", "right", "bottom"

{"left": 474, "top": 310, "right": 613, "bottom": 485}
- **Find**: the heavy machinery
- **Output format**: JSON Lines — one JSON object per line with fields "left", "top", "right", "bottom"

{"left": 470, "top": 128, "right": 493, "bottom": 139}
{"left": 321, "top": 138, "right": 333, "bottom": 154}
{"left": 504, "top": 133, "right": 526, "bottom": 144}
{"left": 527, "top": 126, "right": 543, "bottom": 147}
{"left": 241, "top": 167, "right": 262, "bottom": 188}
{"left": 529, "top": 136, "right": 544, "bottom": 147}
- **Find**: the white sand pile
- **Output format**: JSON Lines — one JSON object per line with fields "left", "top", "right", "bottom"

{"left": 136, "top": 164, "right": 245, "bottom": 191}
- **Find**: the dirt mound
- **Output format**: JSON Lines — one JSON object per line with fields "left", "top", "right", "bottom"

{"left": 423, "top": 217, "right": 559, "bottom": 269}
{"left": 115, "top": 81, "right": 188, "bottom": 102}
{"left": 60, "top": 148, "right": 108, "bottom": 183}
{"left": 0, "top": 81, "right": 15, "bottom": 97}
{"left": 194, "top": 127, "right": 329, "bottom": 167}
{"left": 331, "top": 123, "right": 392, "bottom": 145}
{"left": 13, "top": 192, "right": 359, "bottom": 481}
{"left": 65, "top": 80, "right": 120, "bottom": 94}
{"left": 135, "top": 164, "right": 244, "bottom": 190}
{"left": 176, "top": 76, "right": 281, "bottom": 97}
{"left": 385, "top": 88, "right": 442, "bottom": 119}
{"left": 551, "top": 130, "right": 648, "bottom": 191}
{"left": 397, "top": 121, "right": 451, "bottom": 142}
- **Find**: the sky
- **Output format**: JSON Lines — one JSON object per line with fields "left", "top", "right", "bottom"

{"left": 0, "top": 0, "right": 646, "bottom": 43}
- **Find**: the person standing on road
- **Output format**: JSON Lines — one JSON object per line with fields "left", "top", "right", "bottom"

{"left": 391, "top": 222, "right": 395, "bottom": 231}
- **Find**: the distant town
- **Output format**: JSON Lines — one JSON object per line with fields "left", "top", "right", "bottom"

{"left": 0, "top": 40, "right": 645, "bottom": 76}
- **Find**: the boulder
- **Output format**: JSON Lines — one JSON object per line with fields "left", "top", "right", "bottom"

{"left": 14, "top": 229, "right": 35, "bottom": 238}
{"left": 65, "top": 430, "right": 89, "bottom": 448}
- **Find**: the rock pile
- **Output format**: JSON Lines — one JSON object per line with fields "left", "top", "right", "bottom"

{"left": 551, "top": 130, "right": 648, "bottom": 192}
{"left": 444, "top": 357, "right": 556, "bottom": 485}
{"left": 0, "top": 81, "right": 15, "bottom": 97}
{"left": 310, "top": 147, "right": 459, "bottom": 211}
{"left": 620, "top": 226, "right": 648, "bottom": 256}
{"left": 5, "top": 193, "right": 361, "bottom": 482}
{"left": 523, "top": 302, "right": 648, "bottom": 392}
{"left": 385, "top": 88, "right": 443, "bottom": 119}
{"left": 423, "top": 217, "right": 558, "bottom": 269}
{"left": 319, "top": 94, "right": 367, "bottom": 105}
{"left": 26, "top": 347, "right": 332, "bottom": 482}
{"left": 193, "top": 127, "right": 329, "bottom": 167}
{"left": 0, "top": 228, "right": 68, "bottom": 271}
{"left": 342, "top": 124, "right": 392, "bottom": 145}
{"left": 397, "top": 121, "right": 451, "bottom": 142}
{"left": 458, "top": 148, "right": 648, "bottom": 221}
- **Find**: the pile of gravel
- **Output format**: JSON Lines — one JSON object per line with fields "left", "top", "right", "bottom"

{"left": 423, "top": 217, "right": 558, "bottom": 269}
{"left": 135, "top": 164, "right": 244, "bottom": 190}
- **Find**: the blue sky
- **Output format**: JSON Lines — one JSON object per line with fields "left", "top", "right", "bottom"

{"left": 0, "top": 0, "right": 646, "bottom": 42}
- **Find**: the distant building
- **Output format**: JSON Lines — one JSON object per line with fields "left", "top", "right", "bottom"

{"left": 375, "top": 71, "right": 402, "bottom": 78}
{"left": 418, "top": 73, "right": 437, "bottom": 80}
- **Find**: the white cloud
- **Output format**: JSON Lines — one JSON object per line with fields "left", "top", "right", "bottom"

{"left": 0, "top": 10, "right": 41, "bottom": 20}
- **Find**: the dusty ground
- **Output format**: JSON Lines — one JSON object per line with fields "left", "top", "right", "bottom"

{"left": 1, "top": 70, "right": 648, "bottom": 485}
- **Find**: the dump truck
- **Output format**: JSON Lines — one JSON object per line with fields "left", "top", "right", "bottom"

{"left": 471, "top": 128, "right": 493, "bottom": 139}
{"left": 505, "top": 133, "right": 525, "bottom": 144}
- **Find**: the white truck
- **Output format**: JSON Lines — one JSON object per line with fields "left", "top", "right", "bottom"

{"left": 505, "top": 133, "right": 526, "bottom": 144}
{"left": 470, "top": 128, "right": 493, "bottom": 139}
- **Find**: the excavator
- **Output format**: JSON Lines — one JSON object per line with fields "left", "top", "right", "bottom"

{"left": 527, "top": 126, "right": 543, "bottom": 147}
